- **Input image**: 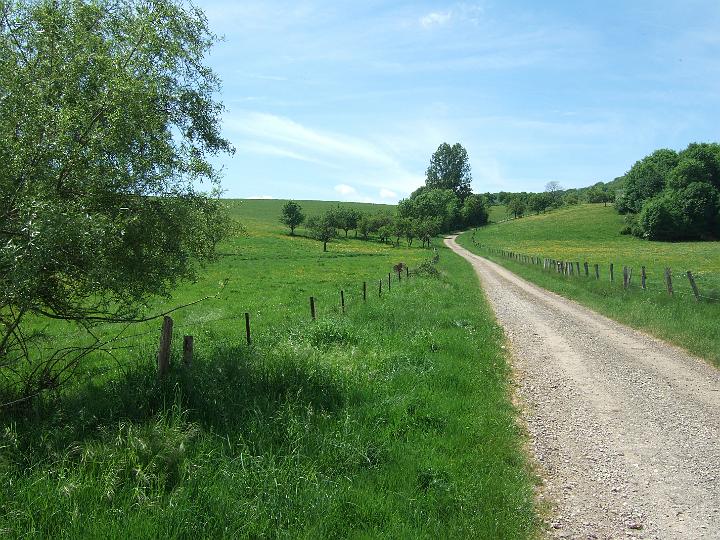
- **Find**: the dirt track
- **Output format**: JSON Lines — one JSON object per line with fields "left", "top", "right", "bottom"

{"left": 446, "top": 236, "right": 720, "bottom": 540}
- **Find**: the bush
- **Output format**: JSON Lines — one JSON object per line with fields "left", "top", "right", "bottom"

{"left": 637, "top": 194, "right": 682, "bottom": 240}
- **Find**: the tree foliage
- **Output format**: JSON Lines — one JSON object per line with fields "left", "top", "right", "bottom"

{"left": 0, "top": 0, "right": 231, "bottom": 401}
{"left": 425, "top": 143, "right": 472, "bottom": 201}
{"left": 306, "top": 212, "right": 337, "bottom": 252}
{"left": 617, "top": 143, "right": 720, "bottom": 240}
{"left": 279, "top": 201, "right": 305, "bottom": 235}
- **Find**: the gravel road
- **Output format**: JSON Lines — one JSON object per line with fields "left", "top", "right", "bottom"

{"left": 446, "top": 236, "right": 720, "bottom": 540}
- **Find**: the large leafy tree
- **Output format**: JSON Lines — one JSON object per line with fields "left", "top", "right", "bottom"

{"left": 0, "top": 0, "right": 232, "bottom": 400}
{"left": 425, "top": 143, "right": 472, "bottom": 202}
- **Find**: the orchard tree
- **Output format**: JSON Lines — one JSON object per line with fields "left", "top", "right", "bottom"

{"left": 306, "top": 213, "right": 337, "bottom": 251}
{"left": 0, "top": 0, "right": 232, "bottom": 401}
{"left": 425, "top": 143, "right": 473, "bottom": 201}
{"left": 280, "top": 200, "right": 305, "bottom": 235}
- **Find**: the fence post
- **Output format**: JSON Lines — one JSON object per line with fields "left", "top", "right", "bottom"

{"left": 183, "top": 335, "right": 193, "bottom": 366}
{"left": 594, "top": 264, "right": 599, "bottom": 280}
{"left": 363, "top": 281, "right": 367, "bottom": 301}
{"left": 623, "top": 266, "right": 629, "bottom": 290}
{"left": 245, "top": 312, "right": 251, "bottom": 345}
{"left": 379, "top": 279, "right": 382, "bottom": 297}
{"left": 610, "top": 263, "right": 614, "bottom": 282}
{"left": 341, "top": 290, "right": 345, "bottom": 314}
{"left": 158, "top": 315, "right": 173, "bottom": 378}
{"left": 388, "top": 273, "right": 391, "bottom": 291}
{"left": 310, "top": 296, "right": 316, "bottom": 320}
{"left": 664, "top": 268, "right": 673, "bottom": 296}
{"left": 406, "top": 266, "right": 409, "bottom": 278}
{"left": 641, "top": 266, "right": 647, "bottom": 290}
{"left": 687, "top": 271, "right": 700, "bottom": 302}
{"left": 569, "top": 262, "right": 574, "bottom": 276}
{"left": 576, "top": 262, "right": 580, "bottom": 275}
{"left": 584, "top": 262, "right": 589, "bottom": 277}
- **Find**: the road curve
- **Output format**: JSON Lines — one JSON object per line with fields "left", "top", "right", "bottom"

{"left": 446, "top": 235, "right": 720, "bottom": 540}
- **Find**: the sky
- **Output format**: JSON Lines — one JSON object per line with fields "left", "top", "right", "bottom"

{"left": 199, "top": 0, "right": 720, "bottom": 203}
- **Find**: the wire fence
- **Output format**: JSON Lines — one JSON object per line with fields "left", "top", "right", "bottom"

{"left": 468, "top": 231, "right": 720, "bottom": 303}
{"left": 4, "top": 256, "right": 437, "bottom": 399}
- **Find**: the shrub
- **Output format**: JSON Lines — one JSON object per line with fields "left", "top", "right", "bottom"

{"left": 637, "top": 194, "right": 682, "bottom": 240}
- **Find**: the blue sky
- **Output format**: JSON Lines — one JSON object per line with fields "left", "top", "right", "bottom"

{"left": 201, "top": 0, "right": 720, "bottom": 203}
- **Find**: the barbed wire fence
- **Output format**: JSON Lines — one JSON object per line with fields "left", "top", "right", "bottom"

{"left": 469, "top": 229, "right": 720, "bottom": 303}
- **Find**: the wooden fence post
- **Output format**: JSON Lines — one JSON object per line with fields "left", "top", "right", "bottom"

{"left": 584, "top": 262, "right": 589, "bottom": 277}
{"left": 388, "top": 273, "right": 391, "bottom": 291}
{"left": 641, "top": 266, "right": 647, "bottom": 290}
{"left": 379, "top": 279, "right": 382, "bottom": 297}
{"left": 576, "top": 262, "right": 580, "bottom": 275}
{"left": 183, "top": 335, "right": 193, "bottom": 366}
{"left": 363, "top": 281, "right": 367, "bottom": 301}
{"left": 310, "top": 296, "right": 316, "bottom": 320}
{"left": 610, "top": 263, "right": 614, "bottom": 282}
{"left": 569, "top": 262, "right": 574, "bottom": 276}
{"left": 664, "top": 268, "right": 673, "bottom": 296}
{"left": 687, "top": 271, "right": 700, "bottom": 302}
{"left": 158, "top": 316, "right": 173, "bottom": 378}
{"left": 245, "top": 312, "right": 251, "bottom": 345}
{"left": 406, "top": 266, "right": 409, "bottom": 278}
{"left": 341, "top": 290, "right": 345, "bottom": 314}
{"left": 594, "top": 264, "right": 600, "bottom": 280}
{"left": 623, "top": 266, "right": 629, "bottom": 289}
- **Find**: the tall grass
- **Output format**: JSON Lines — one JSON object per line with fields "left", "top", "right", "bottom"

{"left": 0, "top": 248, "right": 538, "bottom": 538}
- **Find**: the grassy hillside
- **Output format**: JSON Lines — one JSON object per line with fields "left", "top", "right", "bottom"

{"left": 1, "top": 199, "right": 538, "bottom": 538}
{"left": 458, "top": 203, "right": 720, "bottom": 366}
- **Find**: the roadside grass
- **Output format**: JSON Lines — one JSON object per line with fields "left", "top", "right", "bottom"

{"left": 457, "top": 204, "right": 720, "bottom": 367}
{"left": 1, "top": 200, "right": 538, "bottom": 538}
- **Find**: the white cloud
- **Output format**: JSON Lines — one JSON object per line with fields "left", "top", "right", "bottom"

{"left": 334, "top": 184, "right": 356, "bottom": 195}
{"left": 379, "top": 188, "right": 397, "bottom": 199}
{"left": 420, "top": 11, "right": 451, "bottom": 28}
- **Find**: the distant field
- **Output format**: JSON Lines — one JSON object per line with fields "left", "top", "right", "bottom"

{"left": 488, "top": 204, "right": 508, "bottom": 223}
{"left": 458, "top": 204, "right": 720, "bottom": 366}
{"left": 2, "top": 199, "right": 538, "bottom": 538}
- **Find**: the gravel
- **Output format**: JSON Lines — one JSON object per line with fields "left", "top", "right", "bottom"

{"left": 447, "top": 236, "right": 720, "bottom": 540}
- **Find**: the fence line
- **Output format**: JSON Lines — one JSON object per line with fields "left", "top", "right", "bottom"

{"left": 152, "top": 260, "right": 422, "bottom": 376}
{"left": 468, "top": 231, "right": 720, "bottom": 303}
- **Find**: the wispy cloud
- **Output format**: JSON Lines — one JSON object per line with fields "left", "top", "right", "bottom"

{"left": 334, "top": 184, "right": 356, "bottom": 195}
{"left": 420, "top": 11, "right": 451, "bottom": 28}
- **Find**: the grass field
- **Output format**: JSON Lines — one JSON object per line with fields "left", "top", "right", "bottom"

{"left": 1, "top": 199, "right": 538, "bottom": 538}
{"left": 457, "top": 203, "right": 720, "bottom": 366}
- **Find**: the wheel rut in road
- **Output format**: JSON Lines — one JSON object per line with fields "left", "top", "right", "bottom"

{"left": 446, "top": 235, "right": 720, "bottom": 540}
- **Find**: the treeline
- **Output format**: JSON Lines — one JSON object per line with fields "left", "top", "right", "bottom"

{"left": 615, "top": 143, "right": 720, "bottom": 241}
{"left": 281, "top": 142, "right": 490, "bottom": 251}
{"left": 280, "top": 197, "right": 483, "bottom": 252}
{"left": 484, "top": 180, "right": 615, "bottom": 219}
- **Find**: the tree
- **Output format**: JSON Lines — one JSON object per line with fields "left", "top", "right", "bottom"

{"left": 528, "top": 193, "right": 551, "bottom": 214}
{"left": 0, "top": 0, "right": 231, "bottom": 401}
{"left": 425, "top": 143, "right": 473, "bottom": 201}
{"left": 506, "top": 195, "right": 527, "bottom": 218}
{"left": 306, "top": 212, "right": 337, "bottom": 251}
{"left": 280, "top": 201, "right": 305, "bottom": 235}
{"left": 461, "top": 194, "right": 489, "bottom": 227}
{"left": 544, "top": 181, "right": 564, "bottom": 206}
{"left": 335, "top": 206, "right": 361, "bottom": 237}
{"left": 615, "top": 149, "right": 678, "bottom": 213}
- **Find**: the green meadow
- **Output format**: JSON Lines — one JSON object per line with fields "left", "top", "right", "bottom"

{"left": 457, "top": 203, "right": 720, "bottom": 366}
{"left": 1, "top": 200, "right": 538, "bottom": 539}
